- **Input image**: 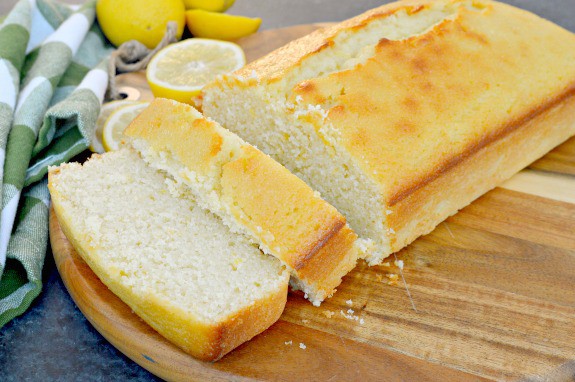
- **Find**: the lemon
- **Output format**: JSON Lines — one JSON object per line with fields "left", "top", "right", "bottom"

{"left": 96, "top": 0, "right": 185, "bottom": 48}
{"left": 185, "top": 10, "right": 261, "bottom": 41}
{"left": 183, "top": 0, "right": 235, "bottom": 12}
{"left": 102, "top": 102, "right": 150, "bottom": 151}
{"left": 91, "top": 100, "right": 144, "bottom": 153}
{"left": 146, "top": 38, "right": 245, "bottom": 104}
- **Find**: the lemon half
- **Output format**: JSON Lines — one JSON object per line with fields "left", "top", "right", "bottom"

{"left": 186, "top": 10, "right": 261, "bottom": 41}
{"left": 102, "top": 102, "right": 150, "bottom": 151}
{"left": 146, "top": 38, "right": 245, "bottom": 104}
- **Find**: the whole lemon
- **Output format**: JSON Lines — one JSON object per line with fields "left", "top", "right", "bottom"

{"left": 97, "top": 0, "right": 186, "bottom": 48}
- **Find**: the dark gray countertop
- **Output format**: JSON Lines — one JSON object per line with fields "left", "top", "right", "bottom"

{"left": 1, "top": 1, "right": 573, "bottom": 381}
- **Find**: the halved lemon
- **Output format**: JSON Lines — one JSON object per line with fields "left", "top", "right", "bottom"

{"left": 185, "top": 10, "right": 261, "bottom": 41}
{"left": 146, "top": 38, "right": 245, "bottom": 104}
{"left": 102, "top": 102, "right": 150, "bottom": 151}
{"left": 90, "top": 100, "right": 145, "bottom": 153}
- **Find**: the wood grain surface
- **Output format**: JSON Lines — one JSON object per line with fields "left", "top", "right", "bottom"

{"left": 49, "top": 24, "right": 575, "bottom": 381}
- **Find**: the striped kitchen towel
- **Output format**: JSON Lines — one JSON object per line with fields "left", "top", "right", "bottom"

{"left": 0, "top": 0, "right": 112, "bottom": 327}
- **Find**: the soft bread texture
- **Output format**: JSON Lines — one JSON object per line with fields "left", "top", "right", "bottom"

{"left": 201, "top": 0, "right": 575, "bottom": 264}
{"left": 48, "top": 149, "right": 289, "bottom": 361}
{"left": 124, "top": 98, "right": 360, "bottom": 305}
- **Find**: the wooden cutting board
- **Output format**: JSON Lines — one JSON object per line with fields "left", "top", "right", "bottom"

{"left": 49, "top": 24, "right": 575, "bottom": 382}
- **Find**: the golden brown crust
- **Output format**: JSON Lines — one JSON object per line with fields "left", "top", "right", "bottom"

{"left": 233, "top": 0, "right": 439, "bottom": 82}
{"left": 388, "top": 83, "right": 575, "bottom": 207}
{"left": 294, "top": 1, "right": 575, "bottom": 207}
{"left": 388, "top": 90, "right": 575, "bottom": 253}
{"left": 221, "top": 144, "right": 359, "bottom": 301}
{"left": 294, "top": 223, "right": 359, "bottom": 299}
{"left": 48, "top": 167, "right": 289, "bottom": 362}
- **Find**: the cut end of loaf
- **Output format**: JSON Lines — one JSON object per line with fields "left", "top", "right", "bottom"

{"left": 48, "top": 149, "right": 289, "bottom": 361}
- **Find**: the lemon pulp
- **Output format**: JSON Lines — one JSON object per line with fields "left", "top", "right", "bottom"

{"left": 146, "top": 38, "right": 245, "bottom": 104}
{"left": 102, "top": 102, "right": 150, "bottom": 151}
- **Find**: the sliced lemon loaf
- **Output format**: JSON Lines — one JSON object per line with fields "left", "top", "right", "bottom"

{"left": 200, "top": 0, "right": 575, "bottom": 264}
{"left": 48, "top": 149, "right": 289, "bottom": 361}
{"left": 124, "top": 98, "right": 361, "bottom": 306}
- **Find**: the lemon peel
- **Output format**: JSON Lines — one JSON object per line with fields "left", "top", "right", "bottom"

{"left": 91, "top": 100, "right": 145, "bottom": 153}
{"left": 102, "top": 102, "right": 150, "bottom": 151}
{"left": 185, "top": 10, "right": 261, "bottom": 41}
{"left": 96, "top": 0, "right": 185, "bottom": 48}
{"left": 184, "top": 0, "right": 235, "bottom": 12}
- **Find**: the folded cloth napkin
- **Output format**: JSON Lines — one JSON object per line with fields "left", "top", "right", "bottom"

{"left": 0, "top": 0, "right": 112, "bottom": 327}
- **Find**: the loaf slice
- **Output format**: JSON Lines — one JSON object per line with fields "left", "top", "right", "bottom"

{"left": 201, "top": 0, "right": 575, "bottom": 264}
{"left": 48, "top": 149, "right": 289, "bottom": 361}
{"left": 124, "top": 98, "right": 361, "bottom": 306}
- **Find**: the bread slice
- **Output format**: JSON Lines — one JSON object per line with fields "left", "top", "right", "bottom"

{"left": 48, "top": 149, "right": 289, "bottom": 361}
{"left": 200, "top": 0, "right": 575, "bottom": 264}
{"left": 124, "top": 98, "right": 361, "bottom": 306}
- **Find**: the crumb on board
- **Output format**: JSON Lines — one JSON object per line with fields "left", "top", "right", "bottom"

{"left": 299, "top": 343, "right": 307, "bottom": 349}
{"left": 382, "top": 262, "right": 390, "bottom": 267}
{"left": 340, "top": 309, "right": 366, "bottom": 324}
{"left": 394, "top": 259, "right": 404, "bottom": 270}
{"left": 387, "top": 273, "right": 399, "bottom": 285}
{"left": 323, "top": 310, "right": 335, "bottom": 318}
{"left": 346, "top": 299, "right": 353, "bottom": 306}
{"left": 302, "top": 319, "right": 309, "bottom": 324}
{"left": 285, "top": 340, "right": 293, "bottom": 345}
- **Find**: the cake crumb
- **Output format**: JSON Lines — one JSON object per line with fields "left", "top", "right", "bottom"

{"left": 347, "top": 309, "right": 354, "bottom": 315}
{"left": 299, "top": 343, "right": 307, "bottom": 349}
{"left": 382, "top": 262, "right": 390, "bottom": 267}
{"left": 323, "top": 310, "right": 335, "bottom": 318}
{"left": 345, "top": 299, "right": 353, "bottom": 306}
{"left": 386, "top": 209, "right": 393, "bottom": 215}
{"left": 360, "top": 318, "right": 365, "bottom": 325}
{"left": 285, "top": 340, "right": 292, "bottom": 345}
{"left": 394, "top": 260, "right": 404, "bottom": 270}
{"left": 302, "top": 319, "right": 309, "bottom": 324}
{"left": 387, "top": 273, "right": 399, "bottom": 285}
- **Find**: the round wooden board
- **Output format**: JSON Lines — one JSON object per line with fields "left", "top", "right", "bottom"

{"left": 49, "top": 207, "right": 488, "bottom": 382}
{"left": 49, "top": 24, "right": 575, "bottom": 382}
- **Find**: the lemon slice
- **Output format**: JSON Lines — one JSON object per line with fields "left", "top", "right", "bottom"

{"left": 102, "top": 102, "right": 150, "bottom": 151}
{"left": 146, "top": 38, "right": 245, "bottom": 104}
{"left": 91, "top": 100, "right": 145, "bottom": 153}
{"left": 185, "top": 10, "right": 261, "bottom": 41}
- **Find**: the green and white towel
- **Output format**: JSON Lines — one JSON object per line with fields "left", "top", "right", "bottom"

{"left": 0, "top": 0, "right": 113, "bottom": 327}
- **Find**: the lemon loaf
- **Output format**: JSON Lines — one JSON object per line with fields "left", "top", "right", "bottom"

{"left": 48, "top": 149, "right": 289, "bottom": 361}
{"left": 201, "top": 0, "right": 575, "bottom": 264}
{"left": 124, "top": 98, "right": 360, "bottom": 306}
